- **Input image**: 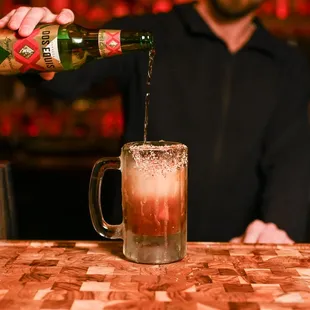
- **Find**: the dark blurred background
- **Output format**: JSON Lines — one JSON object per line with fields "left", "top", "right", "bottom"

{"left": 0, "top": 0, "right": 310, "bottom": 241}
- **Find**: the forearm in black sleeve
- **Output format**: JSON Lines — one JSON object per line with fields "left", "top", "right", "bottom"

{"left": 259, "top": 57, "right": 310, "bottom": 242}
{"left": 18, "top": 49, "right": 130, "bottom": 100}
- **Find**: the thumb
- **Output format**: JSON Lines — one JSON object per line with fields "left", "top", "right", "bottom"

{"left": 40, "top": 72, "right": 56, "bottom": 80}
{"left": 230, "top": 236, "right": 242, "bottom": 243}
{"left": 243, "top": 220, "right": 266, "bottom": 243}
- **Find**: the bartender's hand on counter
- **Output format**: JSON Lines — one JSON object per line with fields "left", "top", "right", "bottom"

{"left": 0, "top": 6, "right": 74, "bottom": 81}
{"left": 230, "top": 220, "right": 294, "bottom": 244}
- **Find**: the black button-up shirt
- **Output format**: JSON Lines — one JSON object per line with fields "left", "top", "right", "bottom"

{"left": 24, "top": 3, "right": 310, "bottom": 242}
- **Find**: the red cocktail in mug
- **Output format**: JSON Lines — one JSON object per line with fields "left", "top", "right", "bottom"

{"left": 89, "top": 141, "right": 188, "bottom": 264}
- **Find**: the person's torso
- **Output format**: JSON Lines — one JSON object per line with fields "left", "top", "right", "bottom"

{"left": 109, "top": 5, "right": 288, "bottom": 241}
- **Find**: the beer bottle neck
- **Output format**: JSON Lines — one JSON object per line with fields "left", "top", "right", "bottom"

{"left": 83, "top": 29, "right": 154, "bottom": 58}
{"left": 119, "top": 31, "right": 154, "bottom": 52}
{"left": 60, "top": 24, "right": 154, "bottom": 63}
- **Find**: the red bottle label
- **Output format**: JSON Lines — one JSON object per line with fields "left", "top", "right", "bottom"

{"left": 98, "top": 30, "right": 122, "bottom": 57}
{"left": 0, "top": 24, "right": 63, "bottom": 74}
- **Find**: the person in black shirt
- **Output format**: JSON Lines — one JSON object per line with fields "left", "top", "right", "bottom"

{"left": 2, "top": 0, "right": 310, "bottom": 243}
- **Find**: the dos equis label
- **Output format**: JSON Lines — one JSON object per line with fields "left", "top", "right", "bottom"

{"left": 0, "top": 24, "right": 63, "bottom": 74}
{"left": 98, "top": 30, "right": 122, "bottom": 57}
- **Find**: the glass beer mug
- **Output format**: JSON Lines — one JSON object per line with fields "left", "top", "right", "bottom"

{"left": 89, "top": 141, "right": 188, "bottom": 264}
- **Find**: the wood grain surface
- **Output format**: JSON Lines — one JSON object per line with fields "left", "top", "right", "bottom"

{"left": 0, "top": 241, "right": 310, "bottom": 309}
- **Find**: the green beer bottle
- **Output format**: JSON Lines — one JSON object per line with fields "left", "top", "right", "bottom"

{"left": 0, "top": 23, "right": 154, "bottom": 75}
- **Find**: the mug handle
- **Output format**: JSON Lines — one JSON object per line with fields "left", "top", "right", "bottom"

{"left": 89, "top": 157, "right": 122, "bottom": 239}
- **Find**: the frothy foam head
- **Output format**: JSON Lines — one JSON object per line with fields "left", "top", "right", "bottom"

{"left": 127, "top": 141, "right": 188, "bottom": 178}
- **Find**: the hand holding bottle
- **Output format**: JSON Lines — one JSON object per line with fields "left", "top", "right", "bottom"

{"left": 0, "top": 6, "right": 74, "bottom": 80}
{"left": 0, "top": 7, "right": 153, "bottom": 77}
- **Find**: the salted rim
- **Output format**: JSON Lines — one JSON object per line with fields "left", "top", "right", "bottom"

{"left": 125, "top": 141, "right": 188, "bottom": 176}
{"left": 124, "top": 141, "right": 188, "bottom": 152}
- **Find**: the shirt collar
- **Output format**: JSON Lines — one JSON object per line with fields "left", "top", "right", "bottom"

{"left": 173, "top": 2, "right": 278, "bottom": 57}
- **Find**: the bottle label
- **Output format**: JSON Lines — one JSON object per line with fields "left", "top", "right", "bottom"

{"left": 0, "top": 24, "right": 63, "bottom": 74}
{"left": 98, "top": 30, "right": 122, "bottom": 57}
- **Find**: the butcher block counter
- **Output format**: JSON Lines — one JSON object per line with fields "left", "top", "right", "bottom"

{"left": 0, "top": 240, "right": 310, "bottom": 309}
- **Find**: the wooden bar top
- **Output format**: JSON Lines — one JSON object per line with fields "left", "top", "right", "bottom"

{"left": 0, "top": 241, "right": 310, "bottom": 309}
